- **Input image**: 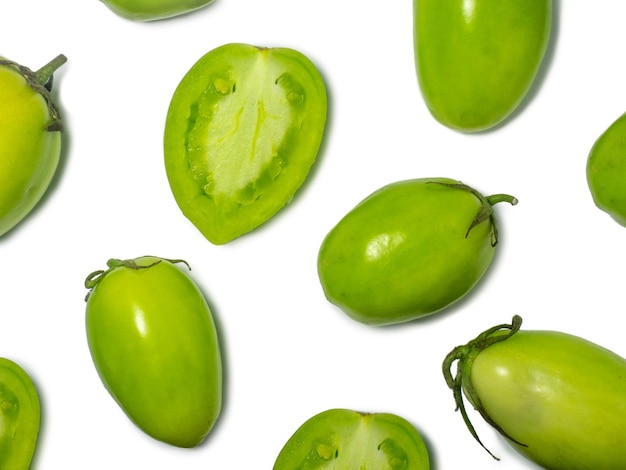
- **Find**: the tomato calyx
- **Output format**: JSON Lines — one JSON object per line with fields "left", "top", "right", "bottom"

{"left": 84, "top": 257, "right": 191, "bottom": 300}
{"left": 442, "top": 315, "right": 525, "bottom": 460}
{"left": 0, "top": 54, "right": 67, "bottom": 132}
{"left": 429, "top": 182, "right": 518, "bottom": 246}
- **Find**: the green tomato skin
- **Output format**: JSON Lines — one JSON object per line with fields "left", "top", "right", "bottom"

{"left": 0, "top": 358, "right": 40, "bottom": 470}
{"left": 273, "top": 408, "right": 430, "bottom": 469}
{"left": 470, "top": 330, "right": 626, "bottom": 469}
{"left": 0, "top": 58, "right": 63, "bottom": 237}
{"left": 85, "top": 257, "right": 222, "bottom": 448}
{"left": 318, "top": 178, "right": 499, "bottom": 326}
{"left": 587, "top": 112, "right": 626, "bottom": 226}
{"left": 164, "top": 43, "right": 327, "bottom": 245}
{"left": 414, "top": 0, "right": 552, "bottom": 132}
{"left": 99, "top": 0, "right": 215, "bottom": 21}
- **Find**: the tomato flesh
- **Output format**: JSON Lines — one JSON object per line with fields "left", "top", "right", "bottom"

{"left": 99, "top": 0, "right": 215, "bottom": 21}
{"left": 164, "top": 43, "right": 327, "bottom": 245}
{"left": 273, "top": 409, "right": 430, "bottom": 469}
{"left": 587, "top": 111, "right": 626, "bottom": 226}
{"left": 84, "top": 257, "right": 222, "bottom": 447}
{"left": 414, "top": 0, "right": 552, "bottom": 132}
{"left": 0, "top": 55, "right": 65, "bottom": 237}
{"left": 444, "top": 316, "right": 626, "bottom": 469}
{"left": 318, "top": 178, "right": 516, "bottom": 325}
{"left": 0, "top": 358, "right": 40, "bottom": 470}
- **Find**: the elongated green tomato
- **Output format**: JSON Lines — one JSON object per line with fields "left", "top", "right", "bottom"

{"left": 443, "top": 315, "right": 626, "bottom": 469}
{"left": 414, "top": 0, "right": 552, "bottom": 132}
{"left": 84, "top": 257, "right": 222, "bottom": 447}
{"left": 99, "top": 0, "right": 215, "bottom": 21}
{"left": 0, "top": 55, "right": 66, "bottom": 237}
{"left": 587, "top": 112, "right": 626, "bottom": 226}
{"left": 164, "top": 43, "right": 327, "bottom": 245}
{"left": 317, "top": 178, "right": 517, "bottom": 325}
{"left": 0, "top": 357, "right": 40, "bottom": 470}
{"left": 273, "top": 408, "right": 430, "bottom": 469}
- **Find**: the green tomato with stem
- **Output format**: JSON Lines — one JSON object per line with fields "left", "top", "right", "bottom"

{"left": 164, "top": 43, "right": 327, "bottom": 245}
{"left": 0, "top": 357, "right": 40, "bottom": 470}
{"left": 414, "top": 0, "right": 552, "bottom": 132}
{"left": 84, "top": 256, "right": 222, "bottom": 447}
{"left": 273, "top": 408, "right": 430, "bottom": 469}
{"left": 99, "top": 0, "right": 215, "bottom": 21}
{"left": 444, "top": 315, "right": 626, "bottom": 469}
{"left": 318, "top": 178, "right": 517, "bottom": 325}
{"left": 0, "top": 55, "right": 66, "bottom": 237}
{"left": 587, "top": 111, "right": 626, "bottom": 226}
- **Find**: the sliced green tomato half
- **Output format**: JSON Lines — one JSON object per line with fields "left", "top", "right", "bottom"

{"left": 273, "top": 409, "right": 430, "bottom": 469}
{"left": 164, "top": 43, "right": 327, "bottom": 245}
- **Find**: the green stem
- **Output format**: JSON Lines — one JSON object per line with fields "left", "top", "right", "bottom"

{"left": 486, "top": 194, "right": 518, "bottom": 206}
{"left": 34, "top": 54, "right": 67, "bottom": 88}
{"left": 442, "top": 315, "right": 525, "bottom": 460}
{"left": 84, "top": 256, "right": 190, "bottom": 297}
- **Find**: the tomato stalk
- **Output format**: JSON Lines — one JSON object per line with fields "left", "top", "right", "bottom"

{"left": 84, "top": 257, "right": 190, "bottom": 299}
{"left": 0, "top": 54, "right": 67, "bottom": 132}
{"left": 442, "top": 315, "right": 526, "bottom": 460}
{"left": 429, "top": 182, "right": 518, "bottom": 246}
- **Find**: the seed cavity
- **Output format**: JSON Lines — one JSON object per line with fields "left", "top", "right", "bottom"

{"left": 213, "top": 77, "right": 235, "bottom": 95}
{"left": 378, "top": 438, "right": 408, "bottom": 469}
{"left": 0, "top": 384, "right": 18, "bottom": 418}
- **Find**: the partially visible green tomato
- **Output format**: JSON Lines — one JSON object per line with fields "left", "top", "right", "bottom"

{"left": 587, "top": 111, "right": 626, "bottom": 226}
{"left": 273, "top": 408, "right": 430, "bottom": 469}
{"left": 0, "top": 357, "right": 40, "bottom": 470}
{"left": 84, "top": 256, "right": 222, "bottom": 447}
{"left": 0, "top": 55, "right": 66, "bottom": 237}
{"left": 318, "top": 178, "right": 517, "bottom": 325}
{"left": 414, "top": 0, "right": 552, "bottom": 132}
{"left": 444, "top": 315, "right": 626, "bottom": 469}
{"left": 164, "top": 43, "right": 327, "bottom": 245}
{"left": 99, "top": 0, "right": 215, "bottom": 21}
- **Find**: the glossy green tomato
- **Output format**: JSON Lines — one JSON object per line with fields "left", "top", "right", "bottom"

{"left": 317, "top": 178, "right": 516, "bottom": 325}
{"left": 84, "top": 256, "right": 222, "bottom": 447}
{"left": 99, "top": 0, "right": 214, "bottom": 21}
{"left": 0, "top": 55, "right": 66, "bottom": 237}
{"left": 444, "top": 315, "right": 626, "bottom": 469}
{"left": 273, "top": 408, "right": 430, "bottom": 469}
{"left": 164, "top": 43, "right": 327, "bottom": 245}
{"left": 0, "top": 357, "right": 40, "bottom": 470}
{"left": 414, "top": 0, "right": 552, "bottom": 132}
{"left": 587, "top": 111, "right": 626, "bottom": 226}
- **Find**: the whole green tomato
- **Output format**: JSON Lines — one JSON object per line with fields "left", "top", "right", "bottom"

{"left": 444, "top": 315, "right": 626, "bottom": 469}
{"left": 587, "top": 111, "right": 626, "bottom": 226}
{"left": 318, "top": 178, "right": 517, "bottom": 325}
{"left": 0, "top": 357, "right": 40, "bottom": 470}
{"left": 414, "top": 0, "right": 552, "bottom": 132}
{"left": 164, "top": 43, "right": 327, "bottom": 245}
{"left": 0, "top": 55, "right": 66, "bottom": 237}
{"left": 84, "top": 256, "right": 222, "bottom": 447}
{"left": 273, "top": 408, "right": 430, "bottom": 469}
{"left": 99, "top": 0, "right": 215, "bottom": 21}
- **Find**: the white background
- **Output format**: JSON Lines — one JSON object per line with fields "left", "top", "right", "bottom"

{"left": 1, "top": 1, "right": 625, "bottom": 468}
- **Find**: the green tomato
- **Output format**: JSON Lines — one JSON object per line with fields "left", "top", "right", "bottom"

{"left": 164, "top": 43, "right": 327, "bottom": 245}
{"left": 0, "top": 55, "right": 66, "bottom": 237}
{"left": 0, "top": 357, "right": 40, "bottom": 470}
{"left": 443, "top": 315, "right": 626, "bottom": 469}
{"left": 586, "top": 111, "right": 626, "bottom": 226}
{"left": 414, "top": 0, "right": 552, "bottom": 132}
{"left": 273, "top": 408, "right": 430, "bottom": 469}
{"left": 99, "top": 0, "right": 214, "bottom": 21}
{"left": 84, "top": 256, "right": 222, "bottom": 447}
{"left": 317, "top": 178, "right": 517, "bottom": 325}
